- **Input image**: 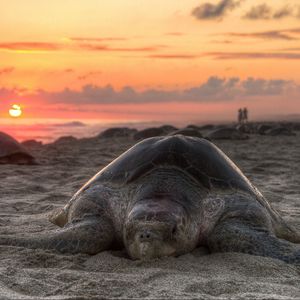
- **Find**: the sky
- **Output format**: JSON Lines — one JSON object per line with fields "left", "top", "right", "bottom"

{"left": 0, "top": 0, "right": 300, "bottom": 126}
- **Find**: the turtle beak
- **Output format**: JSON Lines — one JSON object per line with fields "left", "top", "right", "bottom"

{"left": 136, "top": 229, "right": 160, "bottom": 243}
{"left": 127, "top": 228, "right": 176, "bottom": 260}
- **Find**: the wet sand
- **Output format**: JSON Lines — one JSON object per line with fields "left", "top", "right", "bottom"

{"left": 0, "top": 132, "right": 299, "bottom": 299}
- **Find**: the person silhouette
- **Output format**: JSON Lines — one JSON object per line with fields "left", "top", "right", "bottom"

{"left": 243, "top": 107, "right": 248, "bottom": 123}
{"left": 238, "top": 108, "right": 243, "bottom": 124}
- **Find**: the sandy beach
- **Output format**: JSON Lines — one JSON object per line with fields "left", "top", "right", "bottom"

{"left": 0, "top": 129, "right": 299, "bottom": 299}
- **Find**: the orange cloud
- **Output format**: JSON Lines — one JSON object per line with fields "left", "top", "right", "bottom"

{"left": 227, "top": 28, "right": 300, "bottom": 40}
{"left": 0, "top": 67, "right": 14, "bottom": 75}
{"left": 77, "top": 71, "right": 102, "bottom": 81}
{"left": 165, "top": 32, "right": 185, "bottom": 36}
{"left": 148, "top": 54, "right": 198, "bottom": 59}
{"left": 0, "top": 42, "right": 61, "bottom": 52}
{"left": 70, "top": 37, "right": 128, "bottom": 42}
{"left": 0, "top": 40, "right": 165, "bottom": 54}
{"left": 78, "top": 44, "right": 163, "bottom": 52}
{"left": 205, "top": 52, "right": 300, "bottom": 60}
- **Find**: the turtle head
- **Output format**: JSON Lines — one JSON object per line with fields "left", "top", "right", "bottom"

{"left": 123, "top": 196, "right": 198, "bottom": 260}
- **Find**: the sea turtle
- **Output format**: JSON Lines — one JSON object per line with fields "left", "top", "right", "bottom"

{"left": 293, "top": 123, "right": 300, "bottom": 131}
{"left": 0, "top": 135, "right": 299, "bottom": 263}
{"left": 206, "top": 127, "right": 249, "bottom": 140}
{"left": 157, "top": 125, "right": 178, "bottom": 134}
{"left": 186, "top": 125, "right": 201, "bottom": 130}
{"left": 133, "top": 127, "right": 166, "bottom": 140}
{"left": 257, "top": 124, "right": 273, "bottom": 135}
{"left": 236, "top": 124, "right": 253, "bottom": 134}
{"left": 54, "top": 136, "right": 78, "bottom": 145}
{"left": 265, "top": 126, "right": 296, "bottom": 136}
{"left": 170, "top": 128, "right": 203, "bottom": 138}
{"left": 99, "top": 127, "right": 138, "bottom": 138}
{"left": 199, "top": 124, "right": 215, "bottom": 130}
{"left": 0, "top": 131, "right": 36, "bottom": 165}
{"left": 21, "top": 139, "right": 43, "bottom": 148}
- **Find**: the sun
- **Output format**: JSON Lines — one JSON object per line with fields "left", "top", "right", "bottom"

{"left": 9, "top": 104, "right": 22, "bottom": 118}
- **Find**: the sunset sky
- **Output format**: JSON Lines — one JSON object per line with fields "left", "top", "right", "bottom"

{"left": 0, "top": 0, "right": 300, "bottom": 126}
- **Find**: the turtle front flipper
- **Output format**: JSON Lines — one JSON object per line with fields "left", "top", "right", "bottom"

{"left": 207, "top": 218, "right": 300, "bottom": 264}
{"left": 0, "top": 216, "right": 114, "bottom": 255}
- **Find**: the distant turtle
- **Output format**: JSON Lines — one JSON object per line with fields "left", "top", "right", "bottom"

{"left": 199, "top": 124, "right": 215, "bottom": 130}
{"left": 99, "top": 127, "right": 138, "bottom": 138}
{"left": 21, "top": 139, "right": 43, "bottom": 148}
{"left": 1, "top": 136, "right": 299, "bottom": 263}
{"left": 206, "top": 127, "right": 249, "bottom": 140}
{"left": 157, "top": 125, "right": 178, "bottom": 134}
{"left": 236, "top": 124, "right": 252, "bottom": 134}
{"left": 0, "top": 132, "right": 36, "bottom": 165}
{"left": 170, "top": 128, "right": 202, "bottom": 138}
{"left": 53, "top": 136, "right": 78, "bottom": 144}
{"left": 134, "top": 127, "right": 166, "bottom": 140}
{"left": 257, "top": 124, "right": 273, "bottom": 135}
{"left": 186, "top": 125, "right": 201, "bottom": 130}
{"left": 265, "top": 127, "right": 296, "bottom": 136}
{"left": 292, "top": 123, "right": 300, "bottom": 131}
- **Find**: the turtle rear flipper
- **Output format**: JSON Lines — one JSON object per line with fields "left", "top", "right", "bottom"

{"left": 0, "top": 216, "right": 114, "bottom": 255}
{"left": 208, "top": 218, "right": 300, "bottom": 264}
{"left": 48, "top": 207, "right": 68, "bottom": 227}
{"left": 271, "top": 210, "right": 300, "bottom": 244}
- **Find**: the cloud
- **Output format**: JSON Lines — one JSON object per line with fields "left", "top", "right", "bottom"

{"left": 146, "top": 49, "right": 300, "bottom": 61}
{"left": 70, "top": 37, "right": 128, "bottom": 42}
{"left": 77, "top": 71, "right": 102, "bottom": 81}
{"left": 280, "top": 47, "right": 300, "bottom": 51}
{"left": 0, "top": 87, "right": 25, "bottom": 98}
{"left": 211, "top": 39, "right": 233, "bottom": 44}
{"left": 0, "top": 42, "right": 61, "bottom": 52}
{"left": 165, "top": 32, "right": 185, "bottom": 36}
{"left": 147, "top": 54, "right": 198, "bottom": 59}
{"left": 288, "top": 28, "right": 300, "bottom": 34}
{"left": 244, "top": 4, "right": 294, "bottom": 20}
{"left": 243, "top": 4, "right": 271, "bottom": 19}
{"left": 64, "top": 68, "right": 74, "bottom": 73}
{"left": 5, "top": 77, "right": 294, "bottom": 106}
{"left": 228, "top": 31, "right": 297, "bottom": 41}
{"left": 273, "top": 6, "right": 293, "bottom": 19}
{"left": 53, "top": 121, "right": 86, "bottom": 127}
{"left": 183, "top": 77, "right": 241, "bottom": 100}
{"left": 224, "top": 28, "right": 300, "bottom": 41}
{"left": 192, "top": 0, "right": 241, "bottom": 20}
{"left": 0, "top": 40, "right": 164, "bottom": 54}
{"left": 0, "top": 67, "right": 14, "bottom": 76}
{"left": 79, "top": 44, "right": 163, "bottom": 52}
{"left": 242, "top": 78, "right": 291, "bottom": 95}
{"left": 204, "top": 51, "right": 300, "bottom": 60}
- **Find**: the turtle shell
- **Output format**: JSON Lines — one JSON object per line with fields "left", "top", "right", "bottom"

{"left": 85, "top": 135, "right": 257, "bottom": 195}
{"left": 0, "top": 132, "right": 35, "bottom": 164}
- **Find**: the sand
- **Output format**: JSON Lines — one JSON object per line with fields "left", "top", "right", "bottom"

{"left": 0, "top": 133, "right": 299, "bottom": 299}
